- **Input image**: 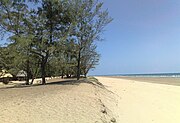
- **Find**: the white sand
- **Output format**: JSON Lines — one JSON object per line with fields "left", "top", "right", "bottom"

{"left": 0, "top": 78, "right": 117, "bottom": 123}
{"left": 1, "top": 77, "right": 179, "bottom": 123}
{"left": 96, "top": 77, "right": 180, "bottom": 123}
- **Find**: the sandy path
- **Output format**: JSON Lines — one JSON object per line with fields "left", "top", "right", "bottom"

{"left": 96, "top": 77, "right": 180, "bottom": 123}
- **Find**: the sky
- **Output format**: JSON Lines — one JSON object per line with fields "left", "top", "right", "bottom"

{"left": 89, "top": 0, "right": 180, "bottom": 75}
{"left": 1, "top": 1, "right": 180, "bottom": 75}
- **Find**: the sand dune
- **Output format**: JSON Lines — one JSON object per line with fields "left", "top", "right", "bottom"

{"left": 96, "top": 77, "right": 180, "bottom": 123}
{"left": 0, "top": 78, "right": 117, "bottom": 123}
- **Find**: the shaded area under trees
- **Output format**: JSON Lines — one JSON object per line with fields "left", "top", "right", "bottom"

{"left": 0, "top": 0, "right": 112, "bottom": 84}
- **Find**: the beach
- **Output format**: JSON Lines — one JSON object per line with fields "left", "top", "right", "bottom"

{"left": 96, "top": 77, "right": 180, "bottom": 123}
{"left": 0, "top": 77, "right": 180, "bottom": 123}
{"left": 0, "top": 78, "right": 117, "bottom": 123}
{"left": 106, "top": 76, "right": 180, "bottom": 86}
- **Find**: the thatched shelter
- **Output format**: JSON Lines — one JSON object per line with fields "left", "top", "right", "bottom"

{"left": 16, "top": 70, "right": 27, "bottom": 81}
{"left": 0, "top": 70, "right": 13, "bottom": 84}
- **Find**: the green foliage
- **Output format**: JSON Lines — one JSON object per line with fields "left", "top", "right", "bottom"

{"left": 0, "top": 0, "right": 112, "bottom": 82}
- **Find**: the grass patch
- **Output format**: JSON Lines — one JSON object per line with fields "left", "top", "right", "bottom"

{"left": 87, "top": 76, "right": 105, "bottom": 88}
{"left": 87, "top": 76, "right": 99, "bottom": 82}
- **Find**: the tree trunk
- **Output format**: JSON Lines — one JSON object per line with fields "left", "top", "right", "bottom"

{"left": 66, "top": 74, "right": 70, "bottom": 78}
{"left": 84, "top": 73, "right": 87, "bottom": 78}
{"left": 84, "top": 69, "right": 89, "bottom": 78}
{"left": 41, "top": 57, "right": 46, "bottom": 84}
{"left": 26, "top": 60, "right": 30, "bottom": 85}
{"left": 41, "top": 62, "right": 46, "bottom": 84}
{"left": 61, "top": 70, "right": 64, "bottom": 79}
{"left": 41, "top": 53, "right": 49, "bottom": 85}
{"left": 30, "top": 76, "right": 35, "bottom": 85}
{"left": 77, "top": 50, "right": 81, "bottom": 80}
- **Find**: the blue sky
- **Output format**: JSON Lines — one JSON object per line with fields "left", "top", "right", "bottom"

{"left": 1, "top": 1, "right": 180, "bottom": 75}
{"left": 89, "top": 0, "right": 180, "bottom": 75}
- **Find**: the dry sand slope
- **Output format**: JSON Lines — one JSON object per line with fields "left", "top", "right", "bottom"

{"left": 96, "top": 77, "right": 180, "bottom": 123}
{"left": 0, "top": 79, "right": 117, "bottom": 123}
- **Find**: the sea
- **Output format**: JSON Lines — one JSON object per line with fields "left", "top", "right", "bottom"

{"left": 99, "top": 73, "right": 180, "bottom": 78}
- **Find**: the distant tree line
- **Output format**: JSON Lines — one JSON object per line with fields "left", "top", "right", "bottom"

{"left": 0, "top": 0, "right": 112, "bottom": 84}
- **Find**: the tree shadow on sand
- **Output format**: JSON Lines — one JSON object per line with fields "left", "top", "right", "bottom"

{"left": 0, "top": 78, "right": 106, "bottom": 90}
